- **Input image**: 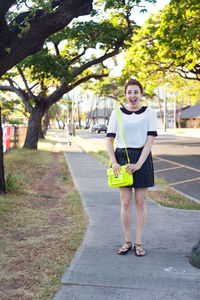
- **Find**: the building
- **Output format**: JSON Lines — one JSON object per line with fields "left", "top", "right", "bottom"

{"left": 180, "top": 103, "right": 200, "bottom": 128}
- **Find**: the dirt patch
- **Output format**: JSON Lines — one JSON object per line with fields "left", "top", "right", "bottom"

{"left": 0, "top": 144, "right": 87, "bottom": 299}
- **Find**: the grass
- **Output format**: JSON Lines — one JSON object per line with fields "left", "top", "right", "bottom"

{"left": 148, "top": 185, "right": 200, "bottom": 210}
{"left": 88, "top": 149, "right": 200, "bottom": 210}
{"left": 89, "top": 150, "right": 110, "bottom": 166}
{"left": 0, "top": 132, "right": 87, "bottom": 300}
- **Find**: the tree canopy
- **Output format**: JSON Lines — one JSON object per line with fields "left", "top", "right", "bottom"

{"left": 0, "top": 0, "right": 93, "bottom": 76}
{"left": 123, "top": 0, "right": 200, "bottom": 82}
{"left": 82, "top": 76, "right": 124, "bottom": 103}
{"left": 0, "top": 0, "right": 157, "bottom": 149}
{"left": 0, "top": 0, "right": 157, "bottom": 77}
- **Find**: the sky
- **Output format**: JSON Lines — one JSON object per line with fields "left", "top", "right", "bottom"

{"left": 134, "top": 0, "right": 171, "bottom": 26}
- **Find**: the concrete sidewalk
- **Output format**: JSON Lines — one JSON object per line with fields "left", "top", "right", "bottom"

{"left": 157, "top": 128, "right": 200, "bottom": 139}
{"left": 54, "top": 135, "right": 200, "bottom": 300}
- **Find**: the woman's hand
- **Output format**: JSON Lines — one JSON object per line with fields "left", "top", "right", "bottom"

{"left": 125, "top": 162, "right": 142, "bottom": 174}
{"left": 112, "top": 162, "right": 121, "bottom": 177}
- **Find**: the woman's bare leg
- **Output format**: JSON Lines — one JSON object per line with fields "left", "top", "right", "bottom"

{"left": 119, "top": 187, "right": 133, "bottom": 242}
{"left": 134, "top": 188, "right": 148, "bottom": 255}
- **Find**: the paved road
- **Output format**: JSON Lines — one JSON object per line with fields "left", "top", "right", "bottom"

{"left": 153, "top": 135, "right": 200, "bottom": 201}
{"left": 76, "top": 131, "right": 200, "bottom": 202}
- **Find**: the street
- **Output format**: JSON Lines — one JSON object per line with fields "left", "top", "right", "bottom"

{"left": 76, "top": 131, "right": 200, "bottom": 202}
{"left": 153, "top": 134, "right": 200, "bottom": 201}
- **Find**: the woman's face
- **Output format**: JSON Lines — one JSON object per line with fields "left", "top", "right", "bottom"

{"left": 125, "top": 84, "right": 142, "bottom": 111}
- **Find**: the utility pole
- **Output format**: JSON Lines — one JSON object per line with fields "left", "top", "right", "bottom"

{"left": 163, "top": 85, "right": 167, "bottom": 132}
{"left": 174, "top": 91, "right": 177, "bottom": 129}
{"left": 72, "top": 89, "right": 76, "bottom": 136}
{"left": 0, "top": 106, "right": 6, "bottom": 194}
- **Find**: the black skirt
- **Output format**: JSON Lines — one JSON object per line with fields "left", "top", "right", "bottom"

{"left": 115, "top": 147, "right": 154, "bottom": 188}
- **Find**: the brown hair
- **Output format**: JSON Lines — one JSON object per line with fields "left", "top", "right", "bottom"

{"left": 124, "top": 79, "right": 143, "bottom": 94}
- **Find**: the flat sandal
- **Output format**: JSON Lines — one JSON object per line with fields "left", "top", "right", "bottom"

{"left": 118, "top": 241, "right": 132, "bottom": 255}
{"left": 134, "top": 243, "right": 146, "bottom": 256}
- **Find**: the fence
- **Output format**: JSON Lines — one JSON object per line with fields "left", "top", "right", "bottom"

{"left": 2, "top": 125, "right": 28, "bottom": 152}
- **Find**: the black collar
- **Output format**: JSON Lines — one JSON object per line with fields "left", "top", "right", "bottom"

{"left": 120, "top": 106, "right": 147, "bottom": 115}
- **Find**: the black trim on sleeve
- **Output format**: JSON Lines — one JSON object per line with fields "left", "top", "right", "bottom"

{"left": 106, "top": 133, "right": 116, "bottom": 138}
{"left": 147, "top": 131, "right": 158, "bottom": 136}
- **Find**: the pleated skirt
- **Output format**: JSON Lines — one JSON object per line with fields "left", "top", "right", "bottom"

{"left": 115, "top": 147, "right": 154, "bottom": 188}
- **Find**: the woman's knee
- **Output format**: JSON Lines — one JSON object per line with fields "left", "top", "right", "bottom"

{"left": 135, "top": 188, "right": 147, "bottom": 210}
{"left": 120, "top": 189, "right": 132, "bottom": 210}
{"left": 121, "top": 198, "right": 132, "bottom": 210}
{"left": 135, "top": 196, "right": 146, "bottom": 210}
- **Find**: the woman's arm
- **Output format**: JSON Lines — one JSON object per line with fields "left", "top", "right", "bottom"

{"left": 137, "top": 135, "right": 155, "bottom": 167}
{"left": 125, "top": 136, "right": 155, "bottom": 174}
{"left": 106, "top": 136, "right": 121, "bottom": 176}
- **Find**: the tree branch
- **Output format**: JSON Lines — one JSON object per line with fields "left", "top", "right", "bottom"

{"left": 0, "top": 0, "right": 16, "bottom": 51}
{"left": 170, "top": 69, "right": 200, "bottom": 81}
{"left": 0, "top": 0, "right": 16, "bottom": 13}
{"left": 5, "top": 76, "right": 20, "bottom": 89}
{"left": 69, "top": 47, "right": 87, "bottom": 64}
{"left": 53, "top": 43, "right": 61, "bottom": 56}
{"left": 73, "top": 73, "right": 109, "bottom": 90}
{"left": 30, "top": 82, "right": 39, "bottom": 90}
{"left": 17, "top": 66, "right": 37, "bottom": 103}
{"left": 0, "top": 85, "right": 33, "bottom": 112}
{"left": 46, "top": 72, "right": 108, "bottom": 108}
{"left": 0, "top": 0, "right": 93, "bottom": 77}
{"left": 73, "top": 47, "right": 121, "bottom": 78}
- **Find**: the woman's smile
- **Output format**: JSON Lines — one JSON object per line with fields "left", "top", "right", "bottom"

{"left": 129, "top": 97, "right": 137, "bottom": 104}
{"left": 126, "top": 84, "right": 142, "bottom": 111}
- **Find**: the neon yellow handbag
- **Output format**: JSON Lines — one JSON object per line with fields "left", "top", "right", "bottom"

{"left": 107, "top": 109, "right": 133, "bottom": 188}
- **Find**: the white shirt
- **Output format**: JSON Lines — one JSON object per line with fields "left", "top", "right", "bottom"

{"left": 67, "top": 122, "right": 73, "bottom": 134}
{"left": 107, "top": 106, "right": 158, "bottom": 148}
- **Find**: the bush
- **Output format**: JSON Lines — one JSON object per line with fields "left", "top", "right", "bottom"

{"left": 191, "top": 240, "right": 200, "bottom": 269}
{"left": 9, "top": 119, "right": 24, "bottom": 125}
{"left": 5, "top": 173, "right": 20, "bottom": 192}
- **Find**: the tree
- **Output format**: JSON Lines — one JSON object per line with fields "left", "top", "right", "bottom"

{"left": 0, "top": 0, "right": 93, "bottom": 77}
{"left": 0, "top": 0, "right": 156, "bottom": 193}
{"left": 0, "top": 106, "right": 5, "bottom": 194}
{"left": 123, "top": 0, "right": 200, "bottom": 82}
{"left": 0, "top": 93, "right": 24, "bottom": 123}
{"left": 83, "top": 76, "right": 124, "bottom": 101}
{"left": 1, "top": 0, "right": 156, "bottom": 149}
{"left": 0, "top": 0, "right": 93, "bottom": 189}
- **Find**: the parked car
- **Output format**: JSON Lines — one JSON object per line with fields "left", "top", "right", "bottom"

{"left": 90, "top": 124, "right": 107, "bottom": 133}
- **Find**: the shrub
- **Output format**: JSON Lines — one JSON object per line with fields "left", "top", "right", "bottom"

{"left": 5, "top": 173, "right": 21, "bottom": 192}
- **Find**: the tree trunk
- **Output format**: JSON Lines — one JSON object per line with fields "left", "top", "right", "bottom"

{"left": 38, "top": 122, "right": 45, "bottom": 139}
{"left": 85, "top": 97, "right": 95, "bottom": 128}
{"left": 178, "top": 109, "right": 182, "bottom": 128}
{"left": 76, "top": 100, "right": 81, "bottom": 129}
{"left": 157, "top": 88, "right": 163, "bottom": 125}
{"left": 55, "top": 106, "right": 63, "bottom": 129}
{"left": 42, "top": 109, "right": 50, "bottom": 135}
{"left": 178, "top": 96, "right": 184, "bottom": 129}
{"left": 0, "top": 106, "right": 6, "bottom": 194}
{"left": 23, "top": 105, "right": 45, "bottom": 149}
{"left": 56, "top": 117, "right": 62, "bottom": 129}
{"left": 174, "top": 91, "right": 177, "bottom": 129}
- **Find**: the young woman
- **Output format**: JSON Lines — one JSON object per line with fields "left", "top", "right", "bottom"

{"left": 106, "top": 79, "right": 157, "bottom": 256}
